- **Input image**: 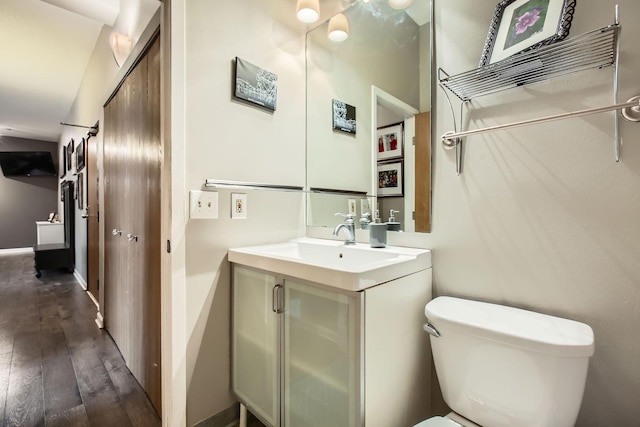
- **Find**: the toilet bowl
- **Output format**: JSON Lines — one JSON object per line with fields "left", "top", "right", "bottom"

{"left": 414, "top": 296, "right": 595, "bottom": 427}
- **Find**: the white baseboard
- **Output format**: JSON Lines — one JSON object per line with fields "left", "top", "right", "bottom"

{"left": 73, "top": 269, "right": 88, "bottom": 291}
{"left": 0, "top": 247, "right": 33, "bottom": 255}
{"left": 86, "top": 289, "right": 99, "bottom": 309}
{"left": 95, "top": 312, "right": 104, "bottom": 329}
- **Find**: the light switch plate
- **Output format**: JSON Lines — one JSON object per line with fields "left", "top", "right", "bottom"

{"left": 231, "top": 193, "right": 247, "bottom": 219}
{"left": 190, "top": 190, "right": 218, "bottom": 219}
{"left": 361, "top": 199, "right": 371, "bottom": 216}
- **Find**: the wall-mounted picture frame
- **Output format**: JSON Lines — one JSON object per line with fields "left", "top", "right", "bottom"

{"left": 66, "top": 139, "right": 74, "bottom": 171}
{"left": 234, "top": 57, "right": 278, "bottom": 111}
{"left": 77, "top": 172, "right": 83, "bottom": 210}
{"left": 377, "top": 161, "right": 403, "bottom": 197}
{"left": 76, "top": 137, "right": 85, "bottom": 172}
{"left": 377, "top": 122, "right": 403, "bottom": 161}
{"left": 479, "top": 0, "right": 576, "bottom": 66}
{"left": 61, "top": 146, "right": 67, "bottom": 177}
{"left": 332, "top": 99, "right": 356, "bottom": 134}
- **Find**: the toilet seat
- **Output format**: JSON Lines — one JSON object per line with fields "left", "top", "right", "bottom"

{"left": 414, "top": 413, "right": 479, "bottom": 427}
{"left": 414, "top": 416, "right": 463, "bottom": 427}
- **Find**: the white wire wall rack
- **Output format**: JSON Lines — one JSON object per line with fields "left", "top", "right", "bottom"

{"left": 437, "top": 6, "right": 639, "bottom": 175}
{"left": 438, "top": 24, "right": 619, "bottom": 102}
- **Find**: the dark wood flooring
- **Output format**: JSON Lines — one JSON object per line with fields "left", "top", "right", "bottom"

{"left": 0, "top": 252, "right": 161, "bottom": 427}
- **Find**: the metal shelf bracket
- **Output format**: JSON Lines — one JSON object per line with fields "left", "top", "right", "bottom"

{"left": 438, "top": 6, "right": 634, "bottom": 174}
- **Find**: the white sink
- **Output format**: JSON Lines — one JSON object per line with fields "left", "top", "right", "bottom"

{"left": 228, "top": 237, "right": 431, "bottom": 291}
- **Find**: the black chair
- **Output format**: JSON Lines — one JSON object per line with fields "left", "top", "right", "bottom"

{"left": 34, "top": 181, "right": 75, "bottom": 277}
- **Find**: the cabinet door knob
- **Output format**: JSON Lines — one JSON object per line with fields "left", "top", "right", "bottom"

{"left": 127, "top": 233, "right": 138, "bottom": 242}
{"left": 112, "top": 228, "right": 122, "bottom": 236}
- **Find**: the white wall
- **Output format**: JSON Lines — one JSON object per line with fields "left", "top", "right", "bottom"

{"left": 427, "top": 0, "right": 640, "bottom": 424}
{"left": 59, "top": 0, "right": 160, "bottom": 285}
{"left": 59, "top": 26, "right": 117, "bottom": 283}
{"left": 183, "top": 0, "right": 308, "bottom": 424}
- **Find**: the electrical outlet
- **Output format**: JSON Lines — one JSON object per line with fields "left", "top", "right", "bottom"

{"left": 190, "top": 190, "right": 218, "bottom": 219}
{"left": 231, "top": 193, "right": 247, "bottom": 219}
{"left": 348, "top": 198, "right": 357, "bottom": 216}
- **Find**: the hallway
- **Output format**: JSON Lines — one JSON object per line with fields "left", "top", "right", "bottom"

{"left": 0, "top": 252, "right": 160, "bottom": 427}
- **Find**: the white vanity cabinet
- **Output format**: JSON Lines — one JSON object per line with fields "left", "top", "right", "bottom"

{"left": 231, "top": 263, "right": 432, "bottom": 427}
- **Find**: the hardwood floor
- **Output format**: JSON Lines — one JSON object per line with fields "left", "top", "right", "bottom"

{"left": 0, "top": 252, "right": 161, "bottom": 427}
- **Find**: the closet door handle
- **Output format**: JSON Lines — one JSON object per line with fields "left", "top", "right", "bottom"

{"left": 112, "top": 228, "right": 122, "bottom": 236}
{"left": 127, "top": 233, "right": 138, "bottom": 242}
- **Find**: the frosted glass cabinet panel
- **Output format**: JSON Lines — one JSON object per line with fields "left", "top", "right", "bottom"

{"left": 284, "top": 280, "right": 359, "bottom": 427}
{"left": 232, "top": 266, "right": 280, "bottom": 426}
{"left": 232, "top": 263, "right": 431, "bottom": 427}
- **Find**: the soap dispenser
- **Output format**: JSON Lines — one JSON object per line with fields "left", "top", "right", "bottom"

{"left": 387, "top": 209, "right": 401, "bottom": 231}
{"left": 369, "top": 210, "right": 387, "bottom": 248}
{"left": 359, "top": 212, "right": 371, "bottom": 230}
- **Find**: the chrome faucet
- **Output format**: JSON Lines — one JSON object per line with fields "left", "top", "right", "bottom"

{"left": 333, "top": 213, "right": 356, "bottom": 245}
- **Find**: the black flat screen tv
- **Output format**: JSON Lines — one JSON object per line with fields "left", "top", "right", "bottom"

{"left": 0, "top": 151, "right": 57, "bottom": 177}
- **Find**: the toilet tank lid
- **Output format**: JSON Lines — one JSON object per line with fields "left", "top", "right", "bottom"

{"left": 425, "top": 296, "right": 595, "bottom": 358}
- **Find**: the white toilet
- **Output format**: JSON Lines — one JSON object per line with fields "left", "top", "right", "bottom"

{"left": 416, "top": 296, "right": 595, "bottom": 427}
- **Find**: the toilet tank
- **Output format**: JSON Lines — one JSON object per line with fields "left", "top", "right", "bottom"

{"left": 425, "top": 296, "right": 594, "bottom": 427}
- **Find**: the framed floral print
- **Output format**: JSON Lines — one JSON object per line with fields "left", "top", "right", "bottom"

{"left": 479, "top": 0, "right": 576, "bottom": 66}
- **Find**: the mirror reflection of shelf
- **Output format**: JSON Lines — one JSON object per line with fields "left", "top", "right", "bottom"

{"left": 438, "top": 23, "right": 619, "bottom": 101}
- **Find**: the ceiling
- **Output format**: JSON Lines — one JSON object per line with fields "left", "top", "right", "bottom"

{"left": 0, "top": 0, "right": 118, "bottom": 142}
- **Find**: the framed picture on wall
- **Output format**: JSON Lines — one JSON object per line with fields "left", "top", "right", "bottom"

{"left": 66, "top": 139, "right": 74, "bottom": 171}
{"left": 377, "top": 161, "right": 403, "bottom": 197}
{"left": 377, "top": 122, "right": 403, "bottom": 161}
{"left": 332, "top": 99, "right": 356, "bottom": 134}
{"left": 479, "top": 0, "right": 577, "bottom": 66}
{"left": 233, "top": 57, "right": 278, "bottom": 111}
{"left": 76, "top": 137, "right": 85, "bottom": 172}
{"left": 61, "top": 146, "right": 67, "bottom": 177}
{"left": 77, "top": 172, "right": 83, "bottom": 210}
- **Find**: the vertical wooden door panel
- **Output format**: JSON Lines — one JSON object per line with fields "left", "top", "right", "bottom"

{"left": 103, "top": 35, "right": 161, "bottom": 415}
{"left": 415, "top": 112, "right": 431, "bottom": 233}
{"left": 125, "top": 51, "right": 148, "bottom": 386}
{"left": 144, "top": 38, "right": 162, "bottom": 412}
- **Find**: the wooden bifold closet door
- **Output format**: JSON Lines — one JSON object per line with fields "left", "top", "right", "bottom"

{"left": 103, "top": 35, "right": 161, "bottom": 414}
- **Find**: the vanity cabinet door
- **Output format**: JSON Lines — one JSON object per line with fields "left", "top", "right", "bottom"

{"left": 232, "top": 266, "right": 280, "bottom": 427}
{"left": 283, "top": 279, "right": 362, "bottom": 427}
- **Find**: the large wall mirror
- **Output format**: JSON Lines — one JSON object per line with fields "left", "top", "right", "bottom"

{"left": 306, "top": 0, "right": 432, "bottom": 234}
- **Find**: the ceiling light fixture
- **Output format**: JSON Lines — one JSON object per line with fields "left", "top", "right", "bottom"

{"left": 296, "top": 0, "right": 320, "bottom": 23}
{"left": 387, "top": 0, "right": 415, "bottom": 10}
{"left": 328, "top": 13, "right": 350, "bottom": 42}
{"left": 109, "top": 32, "right": 132, "bottom": 67}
